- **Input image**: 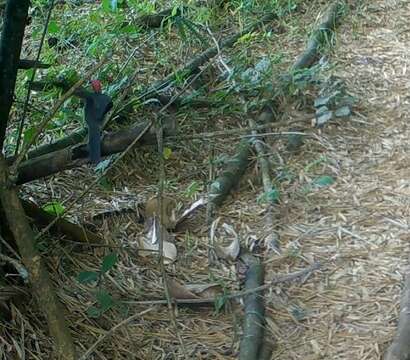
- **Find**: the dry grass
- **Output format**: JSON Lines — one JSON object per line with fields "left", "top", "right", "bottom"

{"left": 2, "top": 0, "right": 410, "bottom": 359}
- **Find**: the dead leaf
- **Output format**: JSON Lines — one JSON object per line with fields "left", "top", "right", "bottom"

{"left": 264, "top": 232, "right": 281, "bottom": 254}
{"left": 167, "top": 279, "right": 199, "bottom": 300}
{"left": 175, "top": 197, "right": 207, "bottom": 233}
{"left": 144, "top": 196, "right": 177, "bottom": 229}
{"left": 213, "top": 221, "right": 241, "bottom": 261}
{"left": 139, "top": 217, "right": 177, "bottom": 264}
{"left": 185, "top": 283, "right": 223, "bottom": 298}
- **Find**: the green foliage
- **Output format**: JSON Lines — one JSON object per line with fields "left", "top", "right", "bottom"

{"left": 163, "top": 147, "right": 173, "bottom": 160}
{"left": 184, "top": 181, "right": 202, "bottom": 199}
{"left": 312, "top": 175, "right": 335, "bottom": 188}
{"left": 77, "top": 253, "right": 119, "bottom": 318}
{"left": 101, "top": 253, "right": 118, "bottom": 273}
{"left": 127, "top": 0, "right": 156, "bottom": 13}
{"left": 47, "top": 20, "right": 60, "bottom": 34}
{"left": 42, "top": 201, "right": 65, "bottom": 216}
{"left": 23, "top": 127, "right": 36, "bottom": 146}
{"left": 98, "top": 176, "right": 113, "bottom": 191}
{"left": 214, "top": 295, "right": 227, "bottom": 313}
{"left": 257, "top": 188, "right": 280, "bottom": 204}
{"left": 102, "top": 0, "right": 117, "bottom": 12}
{"left": 77, "top": 271, "right": 99, "bottom": 284}
{"left": 304, "top": 155, "right": 328, "bottom": 172}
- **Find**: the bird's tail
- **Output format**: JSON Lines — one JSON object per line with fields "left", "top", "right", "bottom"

{"left": 88, "top": 124, "right": 101, "bottom": 164}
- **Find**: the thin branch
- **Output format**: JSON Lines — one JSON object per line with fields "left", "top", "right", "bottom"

{"left": 78, "top": 308, "right": 154, "bottom": 360}
{"left": 156, "top": 115, "right": 189, "bottom": 359}
{"left": 14, "top": 0, "right": 55, "bottom": 156}
{"left": 124, "top": 262, "right": 321, "bottom": 306}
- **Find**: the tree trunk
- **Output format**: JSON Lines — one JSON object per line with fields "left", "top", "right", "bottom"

{"left": 0, "top": 154, "right": 77, "bottom": 359}
{"left": 0, "top": 0, "right": 30, "bottom": 149}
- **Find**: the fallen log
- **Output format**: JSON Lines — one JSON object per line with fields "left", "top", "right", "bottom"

{"left": 15, "top": 120, "right": 175, "bottom": 185}
{"left": 134, "top": 7, "right": 184, "bottom": 29}
{"left": 22, "top": 199, "right": 103, "bottom": 244}
{"left": 257, "top": 0, "right": 346, "bottom": 124}
{"left": 239, "top": 253, "right": 265, "bottom": 360}
{"left": 18, "top": 59, "right": 50, "bottom": 69}
{"left": 7, "top": 84, "right": 210, "bottom": 164}
{"left": 291, "top": 1, "right": 345, "bottom": 71}
{"left": 384, "top": 257, "right": 410, "bottom": 360}
{"left": 208, "top": 139, "right": 252, "bottom": 208}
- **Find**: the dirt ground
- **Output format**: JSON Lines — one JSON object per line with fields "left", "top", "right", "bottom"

{"left": 270, "top": 0, "right": 410, "bottom": 358}
{"left": 4, "top": 0, "right": 410, "bottom": 359}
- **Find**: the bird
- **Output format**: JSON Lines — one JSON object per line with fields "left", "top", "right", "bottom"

{"left": 83, "top": 80, "right": 113, "bottom": 164}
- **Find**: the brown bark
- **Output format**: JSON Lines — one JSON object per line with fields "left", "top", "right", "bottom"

{"left": 0, "top": 154, "right": 76, "bottom": 359}
{"left": 22, "top": 199, "right": 103, "bottom": 244}
{"left": 18, "top": 59, "right": 50, "bottom": 69}
{"left": 0, "top": 0, "right": 30, "bottom": 148}
{"left": 290, "top": 1, "right": 346, "bottom": 71}
{"left": 239, "top": 253, "right": 265, "bottom": 360}
{"left": 384, "top": 258, "right": 410, "bottom": 360}
{"left": 209, "top": 139, "right": 252, "bottom": 208}
{"left": 14, "top": 119, "right": 175, "bottom": 185}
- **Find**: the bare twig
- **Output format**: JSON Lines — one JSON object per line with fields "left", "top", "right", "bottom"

{"left": 156, "top": 115, "right": 189, "bottom": 359}
{"left": 124, "top": 262, "right": 321, "bottom": 306}
{"left": 78, "top": 308, "right": 154, "bottom": 360}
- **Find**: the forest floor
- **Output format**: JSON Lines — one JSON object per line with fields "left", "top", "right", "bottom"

{"left": 266, "top": 0, "right": 410, "bottom": 358}
{"left": 4, "top": 0, "right": 410, "bottom": 359}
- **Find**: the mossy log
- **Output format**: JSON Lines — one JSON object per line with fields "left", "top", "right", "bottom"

{"left": 208, "top": 139, "right": 252, "bottom": 208}
{"left": 238, "top": 253, "right": 265, "bottom": 360}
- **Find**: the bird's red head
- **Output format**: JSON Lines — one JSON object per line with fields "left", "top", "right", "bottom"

{"left": 91, "top": 79, "right": 102, "bottom": 93}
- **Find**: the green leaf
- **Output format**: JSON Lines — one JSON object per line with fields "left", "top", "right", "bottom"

{"left": 48, "top": 20, "right": 59, "bottom": 34}
{"left": 42, "top": 201, "right": 65, "bottom": 216}
{"left": 163, "top": 147, "right": 172, "bottom": 160}
{"left": 121, "top": 24, "right": 136, "bottom": 34}
{"left": 102, "top": 0, "right": 117, "bottom": 12}
{"left": 184, "top": 181, "right": 200, "bottom": 198}
{"left": 290, "top": 305, "right": 308, "bottom": 321}
{"left": 95, "top": 290, "right": 114, "bottom": 311}
{"left": 257, "top": 188, "right": 280, "bottom": 204}
{"left": 175, "top": 21, "right": 187, "bottom": 42}
{"left": 110, "top": 0, "right": 118, "bottom": 11}
{"left": 102, "top": 0, "right": 110, "bottom": 11}
{"left": 98, "top": 176, "right": 113, "bottom": 190}
{"left": 214, "top": 295, "right": 226, "bottom": 313}
{"left": 87, "top": 306, "right": 102, "bottom": 318}
{"left": 25, "top": 69, "right": 34, "bottom": 79}
{"left": 23, "top": 127, "right": 36, "bottom": 145}
{"left": 77, "top": 271, "right": 99, "bottom": 284}
{"left": 313, "top": 175, "right": 335, "bottom": 188}
{"left": 171, "top": 5, "right": 179, "bottom": 17}
{"left": 266, "top": 188, "right": 280, "bottom": 202}
{"left": 101, "top": 253, "right": 118, "bottom": 273}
